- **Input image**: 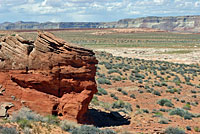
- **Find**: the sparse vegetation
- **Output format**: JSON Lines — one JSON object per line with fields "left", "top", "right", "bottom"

{"left": 157, "top": 99, "right": 174, "bottom": 107}
{"left": 164, "top": 127, "right": 185, "bottom": 134}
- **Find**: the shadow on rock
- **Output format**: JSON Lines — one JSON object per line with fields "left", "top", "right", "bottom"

{"left": 82, "top": 109, "right": 130, "bottom": 127}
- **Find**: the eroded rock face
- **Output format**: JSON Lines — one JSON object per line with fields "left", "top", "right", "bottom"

{"left": 0, "top": 31, "right": 98, "bottom": 121}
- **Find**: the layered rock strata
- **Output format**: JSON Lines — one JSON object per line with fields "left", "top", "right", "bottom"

{"left": 0, "top": 31, "right": 98, "bottom": 121}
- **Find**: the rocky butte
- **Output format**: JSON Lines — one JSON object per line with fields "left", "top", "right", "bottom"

{"left": 0, "top": 31, "right": 98, "bottom": 122}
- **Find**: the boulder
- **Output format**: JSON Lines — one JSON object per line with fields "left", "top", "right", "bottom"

{"left": 0, "top": 31, "right": 98, "bottom": 122}
{"left": 0, "top": 102, "right": 14, "bottom": 117}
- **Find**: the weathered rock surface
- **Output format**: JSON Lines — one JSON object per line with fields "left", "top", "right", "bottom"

{"left": 0, "top": 102, "right": 14, "bottom": 117}
{"left": 0, "top": 31, "right": 98, "bottom": 122}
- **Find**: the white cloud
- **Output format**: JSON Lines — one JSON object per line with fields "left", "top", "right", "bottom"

{"left": 195, "top": 1, "right": 200, "bottom": 7}
{"left": 0, "top": 0, "right": 200, "bottom": 22}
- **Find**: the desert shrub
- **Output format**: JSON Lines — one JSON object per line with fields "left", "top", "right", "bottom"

{"left": 102, "top": 129, "right": 117, "bottom": 134}
{"left": 169, "top": 108, "right": 194, "bottom": 120}
{"left": 112, "top": 100, "right": 132, "bottom": 112}
{"left": 152, "top": 112, "right": 163, "bottom": 117}
{"left": 164, "top": 127, "right": 185, "bottom": 134}
{"left": 105, "top": 63, "right": 113, "bottom": 70}
{"left": 17, "top": 119, "right": 32, "bottom": 129}
{"left": 130, "top": 94, "right": 136, "bottom": 99}
{"left": 166, "top": 88, "right": 180, "bottom": 94}
{"left": 60, "top": 120, "right": 77, "bottom": 132}
{"left": 108, "top": 69, "right": 122, "bottom": 75}
{"left": 186, "top": 126, "right": 191, "bottom": 131}
{"left": 153, "top": 90, "right": 161, "bottom": 96}
{"left": 72, "top": 125, "right": 116, "bottom": 134}
{"left": 113, "top": 96, "right": 119, "bottom": 100}
{"left": 138, "top": 90, "right": 144, "bottom": 93}
{"left": 158, "top": 117, "right": 169, "bottom": 124}
{"left": 121, "top": 90, "right": 128, "bottom": 95}
{"left": 159, "top": 108, "right": 169, "bottom": 112}
{"left": 194, "top": 126, "right": 200, "bottom": 132}
{"left": 142, "top": 109, "right": 149, "bottom": 113}
{"left": 112, "top": 100, "right": 125, "bottom": 109}
{"left": 23, "top": 127, "right": 32, "bottom": 134}
{"left": 11, "top": 107, "right": 42, "bottom": 122}
{"left": 110, "top": 94, "right": 118, "bottom": 100}
{"left": 112, "top": 76, "right": 122, "bottom": 81}
{"left": 117, "top": 88, "right": 122, "bottom": 92}
{"left": 181, "top": 100, "right": 185, "bottom": 103}
{"left": 97, "top": 87, "right": 108, "bottom": 95}
{"left": 157, "top": 99, "right": 174, "bottom": 107}
{"left": 0, "top": 127, "right": 19, "bottom": 134}
{"left": 138, "top": 79, "right": 143, "bottom": 84}
{"left": 110, "top": 93, "right": 115, "bottom": 97}
{"left": 135, "top": 73, "right": 145, "bottom": 79}
{"left": 184, "top": 114, "right": 192, "bottom": 120}
{"left": 154, "top": 82, "right": 161, "bottom": 87}
{"left": 91, "top": 96, "right": 99, "bottom": 106}
{"left": 136, "top": 104, "right": 140, "bottom": 109}
{"left": 42, "top": 115, "right": 60, "bottom": 125}
{"left": 161, "top": 82, "right": 168, "bottom": 86}
{"left": 97, "top": 78, "right": 111, "bottom": 85}
{"left": 192, "top": 95, "right": 197, "bottom": 98}
{"left": 183, "top": 104, "right": 191, "bottom": 110}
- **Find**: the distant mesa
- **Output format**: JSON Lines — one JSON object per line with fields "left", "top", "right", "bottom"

{"left": 0, "top": 31, "right": 98, "bottom": 122}
{"left": 1, "top": 15, "right": 200, "bottom": 32}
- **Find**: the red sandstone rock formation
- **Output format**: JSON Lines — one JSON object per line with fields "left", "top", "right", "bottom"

{"left": 0, "top": 31, "right": 98, "bottom": 122}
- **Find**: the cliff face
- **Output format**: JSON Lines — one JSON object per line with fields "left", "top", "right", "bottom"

{"left": 111, "top": 16, "right": 200, "bottom": 32}
{"left": 0, "top": 21, "right": 101, "bottom": 30}
{"left": 1, "top": 15, "right": 200, "bottom": 32}
{"left": 0, "top": 31, "right": 98, "bottom": 122}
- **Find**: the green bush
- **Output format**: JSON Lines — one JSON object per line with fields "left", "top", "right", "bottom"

{"left": 108, "top": 69, "right": 122, "bottom": 75}
{"left": 117, "top": 88, "right": 122, "bottom": 92}
{"left": 186, "top": 126, "right": 191, "bottom": 131}
{"left": 164, "top": 127, "right": 185, "bottom": 134}
{"left": 112, "top": 100, "right": 125, "bottom": 109}
{"left": 183, "top": 104, "right": 191, "bottom": 110}
{"left": 152, "top": 112, "right": 163, "bottom": 117}
{"left": 194, "top": 126, "right": 200, "bottom": 132}
{"left": 169, "top": 108, "right": 194, "bottom": 120}
{"left": 112, "top": 76, "right": 122, "bottom": 81}
{"left": 167, "top": 88, "right": 181, "bottom": 94}
{"left": 153, "top": 90, "right": 161, "bottom": 96}
{"left": 42, "top": 115, "right": 60, "bottom": 125}
{"left": 91, "top": 96, "right": 99, "bottom": 106}
{"left": 110, "top": 94, "right": 118, "bottom": 100}
{"left": 17, "top": 119, "right": 32, "bottom": 129}
{"left": 97, "top": 78, "right": 111, "bottom": 85}
{"left": 97, "top": 87, "right": 108, "bottom": 96}
{"left": 157, "top": 99, "right": 174, "bottom": 107}
{"left": 121, "top": 90, "right": 128, "bottom": 95}
{"left": 112, "top": 100, "right": 132, "bottom": 112}
{"left": 130, "top": 94, "right": 136, "bottom": 99}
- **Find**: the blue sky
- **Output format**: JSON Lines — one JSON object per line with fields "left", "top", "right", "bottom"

{"left": 0, "top": 0, "right": 200, "bottom": 23}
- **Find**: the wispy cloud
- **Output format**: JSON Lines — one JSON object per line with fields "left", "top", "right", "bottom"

{"left": 0, "top": 0, "right": 199, "bottom": 22}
